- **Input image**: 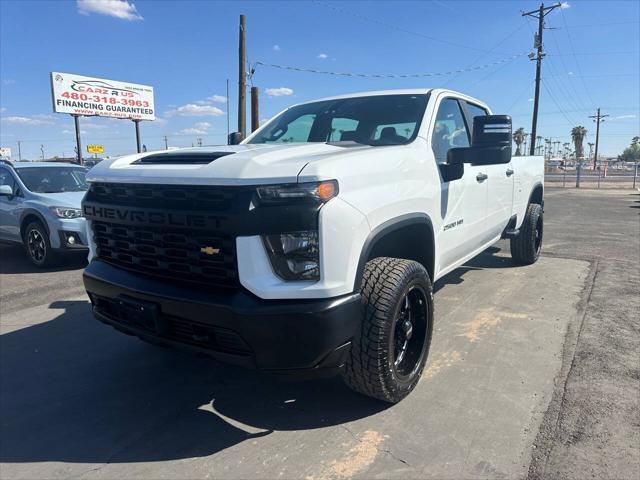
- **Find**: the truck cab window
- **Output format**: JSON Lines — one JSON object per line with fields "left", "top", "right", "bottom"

{"left": 432, "top": 98, "right": 470, "bottom": 163}
{"left": 465, "top": 103, "right": 489, "bottom": 136}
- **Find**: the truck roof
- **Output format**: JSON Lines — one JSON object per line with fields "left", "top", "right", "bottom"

{"left": 293, "top": 88, "right": 489, "bottom": 111}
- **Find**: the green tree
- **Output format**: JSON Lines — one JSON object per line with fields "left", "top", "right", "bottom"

{"left": 619, "top": 136, "right": 640, "bottom": 162}
{"left": 513, "top": 128, "right": 526, "bottom": 156}
{"left": 571, "top": 126, "right": 587, "bottom": 159}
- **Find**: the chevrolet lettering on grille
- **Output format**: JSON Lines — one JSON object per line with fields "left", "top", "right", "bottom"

{"left": 83, "top": 203, "right": 223, "bottom": 230}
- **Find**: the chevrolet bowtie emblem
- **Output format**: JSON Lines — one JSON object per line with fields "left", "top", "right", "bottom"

{"left": 200, "top": 246, "right": 220, "bottom": 255}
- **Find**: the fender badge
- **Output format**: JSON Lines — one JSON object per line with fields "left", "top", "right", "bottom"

{"left": 200, "top": 246, "right": 220, "bottom": 255}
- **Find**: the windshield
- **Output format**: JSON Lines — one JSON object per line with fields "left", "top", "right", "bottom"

{"left": 17, "top": 167, "right": 88, "bottom": 193}
{"left": 248, "top": 94, "right": 429, "bottom": 146}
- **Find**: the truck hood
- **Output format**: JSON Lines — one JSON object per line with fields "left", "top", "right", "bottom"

{"left": 86, "top": 143, "right": 372, "bottom": 186}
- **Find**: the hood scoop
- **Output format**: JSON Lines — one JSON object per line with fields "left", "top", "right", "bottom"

{"left": 133, "top": 151, "right": 235, "bottom": 165}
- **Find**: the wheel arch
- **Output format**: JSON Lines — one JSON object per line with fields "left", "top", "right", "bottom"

{"left": 528, "top": 182, "right": 544, "bottom": 209}
{"left": 20, "top": 209, "right": 50, "bottom": 240}
{"left": 353, "top": 213, "right": 435, "bottom": 290}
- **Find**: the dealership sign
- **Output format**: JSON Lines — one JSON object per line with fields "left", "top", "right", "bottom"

{"left": 50, "top": 72, "right": 155, "bottom": 121}
{"left": 0, "top": 147, "right": 11, "bottom": 159}
{"left": 87, "top": 144, "right": 104, "bottom": 154}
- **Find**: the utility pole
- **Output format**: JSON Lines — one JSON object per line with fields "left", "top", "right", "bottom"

{"left": 522, "top": 2, "right": 562, "bottom": 156}
{"left": 226, "top": 78, "right": 230, "bottom": 142}
{"left": 238, "top": 14, "right": 247, "bottom": 139}
{"left": 197, "top": 138, "right": 203, "bottom": 147}
{"left": 163, "top": 135, "right": 169, "bottom": 150}
{"left": 251, "top": 86, "right": 260, "bottom": 132}
{"left": 40, "top": 144, "right": 45, "bottom": 160}
{"left": 589, "top": 108, "right": 609, "bottom": 170}
{"left": 17, "top": 141, "right": 22, "bottom": 161}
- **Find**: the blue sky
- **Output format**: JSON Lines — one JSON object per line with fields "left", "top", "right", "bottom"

{"left": 0, "top": 0, "right": 638, "bottom": 160}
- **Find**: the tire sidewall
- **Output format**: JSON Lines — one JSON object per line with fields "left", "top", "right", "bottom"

{"left": 24, "top": 222, "right": 52, "bottom": 267}
{"left": 530, "top": 204, "right": 543, "bottom": 262}
{"left": 383, "top": 266, "right": 434, "bottom": 400}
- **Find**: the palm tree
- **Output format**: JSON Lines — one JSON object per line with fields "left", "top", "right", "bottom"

{"left": 571, "top": 126, "right": 587, "bottom": 160}
{"left": 563, "top": 142, "right": 570, "bottom": 160}
{"left": 536, "top": 136, "right": 544, "bottom": 155}
{"left": 513, "top": 128, "right": 526, "bottom": 156}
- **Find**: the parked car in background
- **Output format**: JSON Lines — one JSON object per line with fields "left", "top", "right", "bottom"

{"left": 0, "top": 160, "right": 89, "bottom": 266}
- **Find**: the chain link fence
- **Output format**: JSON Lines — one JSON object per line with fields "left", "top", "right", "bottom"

{"left": 545, "top": 164, "right": 639, "bottom": 189}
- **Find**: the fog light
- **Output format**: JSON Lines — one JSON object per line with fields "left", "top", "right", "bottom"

{"left": 67, "top": 235, "right": 76, "bottom": 245}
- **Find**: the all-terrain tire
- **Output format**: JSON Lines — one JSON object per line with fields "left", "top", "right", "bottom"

{"left": 510, "top": 203, "right": 543, "bottom": 265}
{"left": 23, "top": 221, "right": 57, "bottom": 268}
{"left": 342, "top": 257, "right": 434, "bottom": 403}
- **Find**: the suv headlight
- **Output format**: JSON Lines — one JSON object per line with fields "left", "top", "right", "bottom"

{"left": 50, "top": 207, "right": 84, "bottom": 219}
{"left": 263, "top": 230, "right": 320, "bottom": 281}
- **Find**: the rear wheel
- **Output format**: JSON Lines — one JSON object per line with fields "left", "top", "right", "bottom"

{"left": 342, "top": 257, "right": 433, "bottom": 403}
{"left": 24, "top": 221, "right": 57, "bottom": 267}
{"left": 510, "top": 203, "right": 543, "bottom": 265}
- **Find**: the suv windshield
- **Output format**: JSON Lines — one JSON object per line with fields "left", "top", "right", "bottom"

{"left": 248, "top": 94, "right": 429, "bottom": 146}
{"left": 17, "top": 167, "right": 88, "bottom": 193}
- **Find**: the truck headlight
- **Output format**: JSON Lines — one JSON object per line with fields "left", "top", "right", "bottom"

{"left": 263, "top": 231, "right": 320, "bottom": 281}
{"left": 50, "top": 207, "right": 84, "bottom": 219}
{"left": 256, "top": 180, "right": 338, "bottom": 205}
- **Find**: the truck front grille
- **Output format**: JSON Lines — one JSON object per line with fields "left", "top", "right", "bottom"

{"left": 86, "top": 183, "right": 246, "bottom": 290}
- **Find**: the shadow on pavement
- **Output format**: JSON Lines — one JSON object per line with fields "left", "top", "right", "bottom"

{"left": 434, "top": 245, "right": 514, "bottom": 293}
{"left": 0, "top": 300, "right": 386, "bottom": 464}
{"left": 0, "top": 244, "right": 87, "bottom": 274}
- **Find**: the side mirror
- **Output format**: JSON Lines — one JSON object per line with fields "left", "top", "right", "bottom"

{"left": 0, "top": 184, "right": 14, "bottom": 197}
{"left": 439, "top": 152, "right": 464, "bottom": 182}
{"left": 228, "top": 132, "right": 243, "bottom": 145}
{"left": 447, "top": 115, "right": 513, "bottom": 166}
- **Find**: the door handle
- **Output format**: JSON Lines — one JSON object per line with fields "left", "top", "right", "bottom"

{"left": 506, "top": 168, "right": 515, "bottom": 177}
{"left": 476, "top": 173, "right": 488, "bottom": 182}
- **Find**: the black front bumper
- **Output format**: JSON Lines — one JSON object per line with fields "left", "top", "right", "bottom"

{"left": 83, "top": 260, "right": 360, "bottom": 373}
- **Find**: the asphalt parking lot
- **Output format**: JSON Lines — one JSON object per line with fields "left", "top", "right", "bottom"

{"left": 1, "top": 188, "right": 638, "bottom": 480}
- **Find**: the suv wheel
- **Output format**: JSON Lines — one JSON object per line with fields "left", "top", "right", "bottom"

{"left": 510, "top": 203, "right": 543, "bottom": 265}
{"left": 24, "top": 221, "right": 57, "bottom": 267}
{"left": 342, "top": 257, "right": 433, "bottom": 403}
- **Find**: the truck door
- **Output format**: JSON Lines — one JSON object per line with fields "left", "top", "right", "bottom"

{"left": 464, "top": 102, "right": 515, "bottom": 239}
{"left": 432, "top": 97, "right": 488, "bottom": 273}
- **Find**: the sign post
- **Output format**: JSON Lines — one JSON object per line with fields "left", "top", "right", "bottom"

{"left": 74, "top": 114, "right": 82, "bottom": 165}
{"left": 133, "top": 119, "right": 141, "bottom": 153}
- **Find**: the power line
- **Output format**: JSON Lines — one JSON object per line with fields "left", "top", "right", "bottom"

{"left": 541, "top": 78, "right": 579, "bottom": 125}
{"left": 253, "top": 52, "right": 528, "bottom": 79}
{"left": 560, "top": 6, "right": 596, "bottom": 108}
{"left": 313, "top": 0, "right": 521, "bottom": 55}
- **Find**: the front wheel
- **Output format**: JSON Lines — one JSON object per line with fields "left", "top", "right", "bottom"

{"left": 342, "top": 257, "right": 434, "bottom": 403}
{"left": 510, "top": 203, "right": 543, "bottom": 265}
{"left": 24, "top": 221, "right": 57, "bottom": 267}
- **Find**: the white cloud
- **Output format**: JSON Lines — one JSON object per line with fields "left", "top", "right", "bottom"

{"left": 560, "top": 2, "right": 570, "bottom": 9}
{"left": 568, "top": 71, "right": 574, "bottom": 75}
{"left": 265, "top": 87, "right": 294, "bottom": 97}
{"left": 528, "top": 98, "right": 534, "bottom": 102}
{"left": 1, "top": 115, "right": 54, "bottom": 126}
{"left": 77, "top": 0, "right": 143, "bottom": 21}
{"left": 612, "top": 114, "right": 637, "bottom": 120}
{"left": 317, "top": 53, "right": 328, "bottom": 60}
{"left": 0, "top": 107, "right": 6, "bottom": 113}
{"left": 165, "top": 104, "right": 224, "bottom": 117}
{"left": 273, "top": 45, "right": 281, "bottom": 51}
{"left": 177, "top": 122, "right": 212, "bottom": 135}
{"left": 207, "top": 94, "right": 227, "bottom": 104}
{"left": 62, "top": 129, "right": 87, "bottom": 135}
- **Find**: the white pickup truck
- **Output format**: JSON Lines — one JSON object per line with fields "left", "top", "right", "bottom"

{"left": 82, "top": 89, "right": 544, "bottom": 403}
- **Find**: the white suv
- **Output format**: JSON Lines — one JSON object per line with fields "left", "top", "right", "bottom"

{"left": 82, "top": 89, "right": 543, "bottom": 403}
